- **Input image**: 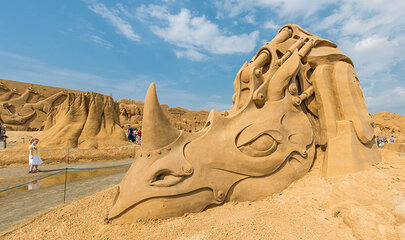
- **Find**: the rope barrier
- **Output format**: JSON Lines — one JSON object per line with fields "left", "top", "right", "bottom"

{"left": 0, "top": 163, "right": 132, "bottom": 193}
{"left": 0, "top": 145, "right": 137, "bottom": 153}
{"left": 0, "top": 169, "right": 66, "bottom": 193}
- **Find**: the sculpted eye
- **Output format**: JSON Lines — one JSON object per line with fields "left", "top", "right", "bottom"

{"left": 237, "top": 133, "right": 278, "bottom": 157}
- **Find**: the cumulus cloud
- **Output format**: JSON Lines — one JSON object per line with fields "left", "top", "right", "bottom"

{"left": 137, "top": 5, "right": 259, "bottom": 61}
{"left": 88, "top": 3, "right": 140, "bottom": 42}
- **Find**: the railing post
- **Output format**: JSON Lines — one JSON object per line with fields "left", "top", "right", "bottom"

{"left": 63, "top": 167, "right": 68, "bottom": 203}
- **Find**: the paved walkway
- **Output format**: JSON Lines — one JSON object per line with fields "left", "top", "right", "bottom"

{"left": 0, "top": 159, "right": 132, "bottom": 234}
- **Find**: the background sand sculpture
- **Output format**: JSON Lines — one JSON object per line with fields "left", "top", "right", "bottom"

{"left": 118, "top": 98, "right": 208, "bottom": 131}
{"left": 373, "top": 111, "right": 405, "bottom": 143}
{"left": 0, "top": 79, "right": 79, "bottom": 131}
{"left": 108, "top": 24, "right": 382, "bottom": 222}
{"left": 41, "top": 92, "right": 126, "bottom": 148}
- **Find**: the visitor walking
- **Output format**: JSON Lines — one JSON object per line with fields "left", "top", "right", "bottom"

{"left": 376, "top": 136, "right": 380, "bottom": 148}
{"left": 389, "top": 136, "right": 395, "bottom": 143}
{"left": 381, "top": 136, "right": 387, "bottom": 147}
{"left": 127, "top": 125, "right": 134, "bottom": 142}
{"left": 137, "top": 129, "right": 142, "bottom": 145}
{"left": 133, "top": 128, "right": 138, "bottom": 143}
{"left": 28, "top": 138, "right": 43, "bottom": 173}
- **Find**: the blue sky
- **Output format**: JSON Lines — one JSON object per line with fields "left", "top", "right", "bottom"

{"left": 0, "top": 0, "right": 404, "bottom": 114}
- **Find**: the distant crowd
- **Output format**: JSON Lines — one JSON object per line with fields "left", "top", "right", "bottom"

{"left": 376, "top": 135, "right": 395, "bottom": 148}
{"left": 127, "top": 125, "right": 142, "bottom": 144}
{"left": 126, "top": 125, "right": 202, "bottom": 144}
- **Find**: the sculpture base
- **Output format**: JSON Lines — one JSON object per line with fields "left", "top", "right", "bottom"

{"left": 322, "top": 120, "right": 381, "bottom": 177}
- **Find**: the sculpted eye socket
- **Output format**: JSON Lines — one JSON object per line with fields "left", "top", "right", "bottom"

{"left": 237, "top": 133, "right": 278, "bottom": 157}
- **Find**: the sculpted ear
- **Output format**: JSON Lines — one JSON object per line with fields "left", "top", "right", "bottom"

{"left": 310, "top": 61, "right": 380, "bottom": 177}
{"left": 310, "top": 62, "right": 375, "bottom": 145}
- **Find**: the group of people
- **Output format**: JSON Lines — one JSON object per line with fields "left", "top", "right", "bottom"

{"left": 127, "top": 125, "right": 142, "bottom": 144}
{"left": 376, "top": 135, "right": 395, "bottom": 148}
{"left": 183, "top": 129, "right": 198, "bottom": 133}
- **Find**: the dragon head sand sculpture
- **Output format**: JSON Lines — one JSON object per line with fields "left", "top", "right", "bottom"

{"left": 107, "top": 24, "right": 381, "bottom": 222}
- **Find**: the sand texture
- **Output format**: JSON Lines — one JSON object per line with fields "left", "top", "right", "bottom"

{"left": 373, "top": 112, "right": 405, "bottom": 143}
{"left": 2, "top": 148, "right": 404, "bottom": 240}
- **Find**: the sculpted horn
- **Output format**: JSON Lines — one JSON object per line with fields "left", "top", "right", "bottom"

{"left": 142, "top": 83, "right": 180, "bottom": 151}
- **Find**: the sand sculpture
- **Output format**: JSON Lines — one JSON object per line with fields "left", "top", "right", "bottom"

{"left": 107, "top": 24, "right": 381, "bottom": 222}
{"left": 0, "top": 80, "right": 71, "bottom": 130}
{"left": 118, "top": 100, "right": 143, "bottom": 128}
{"left": 118, "top": 99, "right": 208, "bottom": 131}
{"left": 41, "top": 92, "right": 127, "bottom": 148}
{"left": 0, "top": 79, "right": 128, "bottom": 148}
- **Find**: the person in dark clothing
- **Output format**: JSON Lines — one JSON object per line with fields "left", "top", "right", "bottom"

{"left": 127, "top": 125, "right": 134, "bottom": 142}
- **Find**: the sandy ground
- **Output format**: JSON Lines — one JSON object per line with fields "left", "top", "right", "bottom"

{"left": 1, "top": 149, "right": 404, "bottom": 240}
{"left": 2, "top": 131, "right": 42, "bottom": 146}
{"left": 0, "top": 131, "right": 137, "bottom": 167}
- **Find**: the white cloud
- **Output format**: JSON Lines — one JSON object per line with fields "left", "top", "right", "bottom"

{"left": 174, "top": 49, "right": 207, "bottom": 61}
{"left": 88, "top": 3, "right": 140, "bottom": 42}
{"left": 90, "top": 35, "right": 113, "bottom": 48}
{"left": 244, "top": 15, "right": 256, "bottom": 24}
{"left": 354, "top": 35, "right": 388, "bottom": 50}
{"left": 366, "top": 86, "right": 405, "bottom": 114}
{"left": 393, "top": 86, "right": 405, "bottom": 96}
{"left": 137, "top": 6, "right": 259, "bottom": 60}
{"left": 262, "top": 21, "right": 279, "bottom": 30}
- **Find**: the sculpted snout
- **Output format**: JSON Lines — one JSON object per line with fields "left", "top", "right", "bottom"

{"left": 107, "top": 136, "right": 200, "bottom": 221}
{"left": 108, "top": 84, "right": 216, "bottom": 221}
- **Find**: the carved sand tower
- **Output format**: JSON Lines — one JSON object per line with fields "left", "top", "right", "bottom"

{"left": 107, "top": 24, "right": 381, "bottom": 222}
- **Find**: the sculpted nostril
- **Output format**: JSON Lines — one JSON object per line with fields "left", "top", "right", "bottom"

{"left": 150, "top": 170, "right": 172, "bottom": 183}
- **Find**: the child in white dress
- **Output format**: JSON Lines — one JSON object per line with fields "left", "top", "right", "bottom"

{"left": 29, "top": 138, "right": 43, "bottom": 173}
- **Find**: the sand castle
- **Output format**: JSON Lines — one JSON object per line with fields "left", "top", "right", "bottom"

{"left": 107, "top": 24, "right": 381, "bottom": 222}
